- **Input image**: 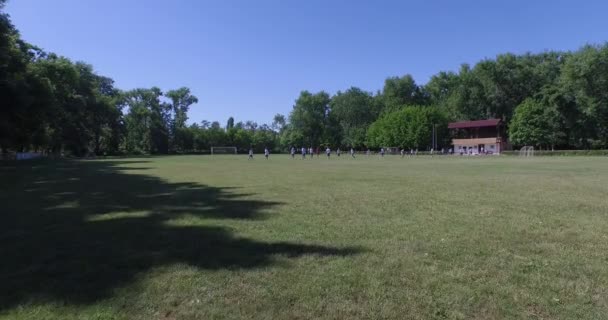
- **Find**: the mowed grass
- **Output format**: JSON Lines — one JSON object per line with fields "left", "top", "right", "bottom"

{"left": 1, "top": 155, "right": 608, "bottom": 319}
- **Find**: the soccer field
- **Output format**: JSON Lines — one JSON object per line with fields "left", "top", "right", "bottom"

{"left": 1, "top": 155, "right": 607, "bottom": 319}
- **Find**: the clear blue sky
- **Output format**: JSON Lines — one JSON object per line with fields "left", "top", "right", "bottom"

{"left": 6, "top": 0, "right": 608, "bottom": 125}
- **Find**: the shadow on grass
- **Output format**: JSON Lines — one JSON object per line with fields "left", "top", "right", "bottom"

{"left": 0, "top": 159, "right": 360, "bottom": 309}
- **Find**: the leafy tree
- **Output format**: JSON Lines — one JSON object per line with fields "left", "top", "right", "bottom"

{"left": 166, "top": 87, "right": 198, "bottom": 151}
{"left": 244, "top": 120, "right": 258, "bottom": 131}
{"left": 424, "top": 71, "right": 462, "bottom": 119}
{"left": 123, "top": 88, "right": 168, "bottom": 154}
{"left": 206, "top": 124, "right": 227, "bottom": 147}
{"left": 226, "top": 117, "right": 234, "bottom": 130}
{"left": 253, "top": 126, "right": 278, "bottom": 152}
{"left": 380, "top": 75, "right": 425, "bottom": 113}
{"left": 288, "top": 91, "right": 331, "bottom": 146}
{"left": 330, "top": 87, "right": 375, "bottom": 147}
{"left": 234, "top": 129, "right": 253, "bottom": 150}
{"left": 200, "top": 120, "right": 211, "bottom": 129}
{"left": 28, "top": 56, "right": 95, "bottom": 156}
{"left": 271, "top": 114, "right": 286, "bottom": 132}
{"left": 367, "top": 106, "right": 448, "bottom": 149}
{"left": 509, "top": 98, "right": 562, "bottom": 149}
{"left": 166, "top": 87, "right": 197, "bottom": 128}
{"left": 561, "top": 44, "right": 608, "bottom": 148}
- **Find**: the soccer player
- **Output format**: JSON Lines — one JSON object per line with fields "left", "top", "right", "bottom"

{"left": 264, "top": 147, "right": 269, "bottom": 160}
{"left": 400, "top": 148, "right": 405, "bottom": 158}
{"left": 301, "top": 147, "right": 306, "bottom": 159}
{"left": 350, "top": 147, "right": 355, "bottom": 158}
{"left": 337, "top": 148, "right": 341, "bottom": 157}
{"left": 326, "top": 147, "right": 331, "bottom": 159}
{"left": 248, "top": 148, "right": 254, "bottom": 160}
{"left": 309, "top": 147, "right": 314, "bottom": 159}
{"left": 380, "top": 148, "right": 385, "bottom": 157}
{"left": 290, "top": 147, "right": 295, "bottom": 159}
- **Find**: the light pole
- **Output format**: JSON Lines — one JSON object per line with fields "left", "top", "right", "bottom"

{"left": 434, "top": 124, "right": 436, "bottom": 150}
{"left": 432, "top": 123, "right": 437, "bottom": 150}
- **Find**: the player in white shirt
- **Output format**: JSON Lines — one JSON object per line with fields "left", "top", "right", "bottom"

{"left": 290, "top": 147, "right": 295, "bottom": 159}
{"left": 350, "top": 148, "right": 355, "bottom": 158}
{"left": 301, "top": 147, "right": 306, "bottom": 159}
{"left": 326, "top": 147, "right": 331, "bottom": 159}
{"left": 380, "top": 148, "right": 385, "bottom": 157}
{"left": 336, "top": 148, "right": 341, "bottom": 157}
{"left": 248, "top": 148, "right": 254, "bottom": 160}
{"left": 264, "top": 147, "right": 269, "bottom": 159}
{"left": 309, "top": 147, "right": 314, "bottom": 159}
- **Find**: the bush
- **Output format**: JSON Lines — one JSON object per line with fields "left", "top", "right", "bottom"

{"left": 501, "top": 150, "right": 608, "bottom": 156}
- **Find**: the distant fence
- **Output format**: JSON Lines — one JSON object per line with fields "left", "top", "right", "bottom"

{"left": 0, "top": 152, "right": 45, "bottom": 161}
{"left": 16, "top": 152, "right": 44, "bottom": 160}
{"left": 501, "top": 150, "right": 608, "bottom": 156}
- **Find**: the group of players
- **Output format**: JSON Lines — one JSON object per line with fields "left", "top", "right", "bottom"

{"left": 248, "top": 146, "right": 432, "bottom": 160}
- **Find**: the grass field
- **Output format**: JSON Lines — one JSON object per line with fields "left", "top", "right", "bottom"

{"left": 1, "top": 155, "right": 607, "bottom": 319}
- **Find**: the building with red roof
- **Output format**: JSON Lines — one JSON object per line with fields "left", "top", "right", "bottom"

{"left": 448, "top": 119, "right": 510, "bottom": 155}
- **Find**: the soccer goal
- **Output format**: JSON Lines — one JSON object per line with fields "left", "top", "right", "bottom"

{"left": 519, "top": 146, "right": 535, "bottom": 157}
{"left": 385, "top": 147, "right": 400, "bottom": 155}
{"left": 211, "top": 146, "right": 237, "bottom": 155}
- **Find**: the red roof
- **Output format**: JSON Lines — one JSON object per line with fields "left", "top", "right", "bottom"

{"left": 448, "top": 119, "right": 501, "bottom": 129}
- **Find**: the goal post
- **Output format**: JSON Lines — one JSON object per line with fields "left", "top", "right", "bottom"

{"left": 211, "top": 147, "right": 237, "bottom": 155}
{"left": 385, "top": 147, "right": 400, "bottom": 155}
{"left": 519, "top": 146, "right": 535, "bottom": 157}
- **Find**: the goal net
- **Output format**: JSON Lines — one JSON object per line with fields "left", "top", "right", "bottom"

{"left": 519, "top": 146, "right": 535, "bottom": 157}
{"left": 385, "top": 147, "right": 400, "bottom": 155}
{"left": 211, "top": 147, "right": 237, "bottom": 155}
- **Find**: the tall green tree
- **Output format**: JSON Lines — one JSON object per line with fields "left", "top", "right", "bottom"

{"left": 561, "top": 44, "right": 608, "bottom": 148}
{"left": 271, "top": 114, "right": 286, "bottom": 132}
{"left": 380, "top": 75, "right": 425, "bottom": 113}
{"left": 367, "top": 106, "right": 448, "bottom": 150}
{"left": 288, "top": 91, "right": 331, "bottom": 146}
{"left": 166, "top": 87, "right": 198, "bottom": 152}
{"left": 226, "top": 117, "right": 234, "bottom": 130}
{"left": 509, "top": 98, "right": 562, "bottom": 149}
{"left": 330, "top": 87, "right": 375, "bottom": 147}
{"left": 123, "top": 88, "right": 168, "bottom": 154}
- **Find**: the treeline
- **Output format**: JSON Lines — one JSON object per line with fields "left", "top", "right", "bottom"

{"left": 281, "top": 46, "right": 608, "bottom": 150}
{"left": 0, "top": 1, "right": 203, "bottom": 156}
{"left": 2, "top": 0, "right": 608, "bottom": 156}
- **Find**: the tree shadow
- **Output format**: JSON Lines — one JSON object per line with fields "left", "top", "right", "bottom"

{"left": 0, "top": 160, "right": 360, "bottom": 309}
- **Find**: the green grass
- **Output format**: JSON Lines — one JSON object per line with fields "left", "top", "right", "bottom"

{"left": 1, "top": 155, "right": 607, "bottom": 319}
